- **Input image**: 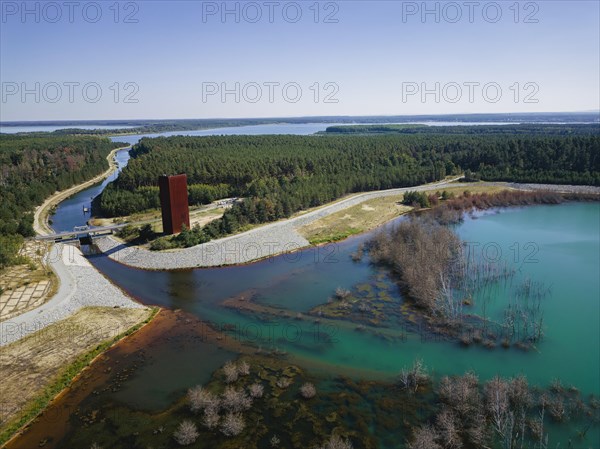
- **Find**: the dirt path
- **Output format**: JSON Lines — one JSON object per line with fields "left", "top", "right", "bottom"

{"left": 95, "top": 177, "right": 469, "bottom": 269}
{"left": 33, "top": 146, "right": 129, "bottom": 236}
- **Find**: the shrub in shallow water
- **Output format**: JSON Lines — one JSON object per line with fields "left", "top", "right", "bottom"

{"left": 335, "top": 287, "right": 351, "bottom": 300}
{"left": 221, "top": 412, "right": 245, "bottom": 437}
{"left": 248, "top": 382, "right": 264, "bottom": 398}
{"left": 202, "top": 406, "right": 220, "bottom": 430}
{"left": 276, "top": 377, "right": 292, "bottom": 389}
{"left": 188, "top": 385, "right": 219, "bottom": 413}
{"left": 238, "top": 360, "right": 250, "bottom": 376}
{"left": 173, "top": 420, "right": 199, "bottom": 446}
{"left": 317, "top": 434, "right": 354, "bottom": 449}
{"left": 300, "top": 382, "right": 317, "bottom": 399}
{"left": 399, "top": 358, "right": 429, "bottom": 392}
{"left": 223, "top": 360, "right": 239, "bottom": 383}
{"left": 222, "top": 386, "right": 252, "bottom": 412}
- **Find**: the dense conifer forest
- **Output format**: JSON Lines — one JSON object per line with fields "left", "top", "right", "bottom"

{"left": 324, "top": 123, "right": 600, "bottom": 136}
{"left": 96, "top": 127, "right": 599, "bottom": 247}
{"left": 0, "top": 135, "right": 124, "bottom": 267}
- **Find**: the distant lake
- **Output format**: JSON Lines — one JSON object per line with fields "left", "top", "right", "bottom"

{"left": 0, "top": 125, "right": 137, "bottom": 134}
{"left": 109, "top": 121, "right": 518, "bottom": 145}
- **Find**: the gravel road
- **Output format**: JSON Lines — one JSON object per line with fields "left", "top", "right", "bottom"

{"left": 0, "top": 244, "right": 146, "bottom": 346}
{"left": 95, "top": 178, "right": 470, "bottom": 269}
{"left": 95, "top": 180, "right": 600, "bottom": 270}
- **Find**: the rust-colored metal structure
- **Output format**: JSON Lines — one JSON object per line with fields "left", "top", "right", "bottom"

{"left": 158, "top": 174, "right": 190, "bottom": 235}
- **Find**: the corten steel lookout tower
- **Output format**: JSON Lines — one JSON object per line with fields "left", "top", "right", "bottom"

{"left": 159, "top": 174, "right": 190, "bottom": 235}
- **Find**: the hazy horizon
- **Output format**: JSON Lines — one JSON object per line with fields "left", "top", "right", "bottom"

{"left": 1, "top": 110, "right": 599, "bottom": 126}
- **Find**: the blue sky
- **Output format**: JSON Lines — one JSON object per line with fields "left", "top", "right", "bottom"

{"left": 1, "top": 0, "right": 599, "bottom": 120}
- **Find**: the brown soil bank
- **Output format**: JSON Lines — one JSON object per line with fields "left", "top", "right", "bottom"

{"left": 0, "top": 306, "right": 154, "bottom": 448}
{"left": 2, "top": 309, "right": 252, "bottom": 449}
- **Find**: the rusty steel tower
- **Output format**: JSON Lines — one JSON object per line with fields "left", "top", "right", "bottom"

{"left": 158, "top": 174, "right": 190, "bottom": 235}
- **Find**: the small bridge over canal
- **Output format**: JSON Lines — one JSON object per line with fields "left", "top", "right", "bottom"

{"left": 35, "top": 225, "right": 129, "bottom": 244}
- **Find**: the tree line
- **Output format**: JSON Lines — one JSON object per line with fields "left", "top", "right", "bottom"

{"left": 324, "top": 123, "right": 600, "bottom": 136}
{"left": 0, "top": 134, "right": 124, "bottom": 267}
{"left": 95, "top": 131, "right": 599, "bottom": 248}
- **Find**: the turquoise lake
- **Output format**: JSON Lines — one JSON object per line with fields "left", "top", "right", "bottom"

{"left": 89, "top": 202, "right": 600, "bottom": 399}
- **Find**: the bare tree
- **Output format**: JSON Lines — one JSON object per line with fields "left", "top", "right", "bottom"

{"left": 299, "top": 382, "right": 317, "bottom": 399}
{"left": 188, "top": 385, "right": 219, "bottom": 413}
{"left": 221, "top": 386, "right": 252, "bottom": 412}
{"left": 223, "top": 360, "right": 239, "bottom": 384}
{"left": 408, "top": 425, "right": 442, "bottom": 449}
{"left": 220, "top": 412, "right": 245, "bottom": 437}
{"left": 436, "top": 408, "right": 463, "bottom": 449}
{"left": 484, "top": 376, "right": 512, "bottom": 441}
{"left": 276, "top": 377, "right": 292, "bottom": 389}
{"left": 439, "top": 372, "right": 481, "bottom": 418}
{"left": 173, "top": 420, "right": 199, "bottom": 446}
{"left": 202, "top": 406, "right": 220, "bottom": 430}
{"left": 549, "top": 397, "right": 566, "bottom": 422}
{"left": 248, "top": 382, "right": 264, "bottom": 398}
{"left": 317, "top": 434, "right": 354, "bottom": 449}
{"left": 238, "top": 360, "right": 250, "bottom": 376}
{"left": 399, "top": 358, "right": 429, "bottom": 393}
{"left": 334, "top": 287, "right": 351, "bottom": 300}
{"left": 369, "top": 218, "right": 463, "bottom": 313}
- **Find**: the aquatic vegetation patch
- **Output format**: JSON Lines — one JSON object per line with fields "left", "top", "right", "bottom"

{"left": 310, "top": 278, "right": 404, "bottom": 328}
{"left": 368, "top": 213, "right": 551, "bottom": 351}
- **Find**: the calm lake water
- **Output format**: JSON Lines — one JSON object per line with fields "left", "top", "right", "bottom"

{"left": 49, "top": 122, "right": 600, "bottom": 397}
{"left": 32, "top": 122, "right": 599, "bottom": 448}
{"left": 34, "top": 202, "right": 584, "bottom": 449}
{"left": 88, "top": 203, "right": 600, "bottom": 393}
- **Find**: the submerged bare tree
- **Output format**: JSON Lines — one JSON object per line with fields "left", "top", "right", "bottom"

{"left": 416, "top": 372, "right": 589, "bottom": 449}
{"left": 369, "top": 217, "right": 462, "bottom": 312}
{"left": 399, "top": 358, "right": 430, "bottom": 393}
{"left": 408, "top": 425, "right": 442, "bottom": 449}
{"left": 173, "top": 420, "right": 199, "bottom": 446}
{"left": 369, "top": 215, "right": 551, "bottom": 348}
{"left": 317, "top": 434, "right": 354, "bottom": 449}
{"left": 502, "top": 278, "right": 549, "bottom": 345}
